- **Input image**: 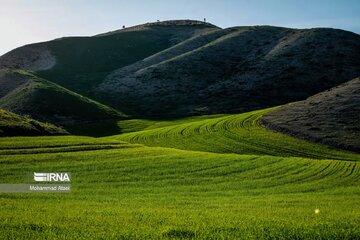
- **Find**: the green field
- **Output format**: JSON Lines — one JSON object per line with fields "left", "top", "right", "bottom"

{"left": 0, "top": 107, "right": 359, "bottom": 239}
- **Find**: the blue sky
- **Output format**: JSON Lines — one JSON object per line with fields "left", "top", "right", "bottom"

{"left": 1, "top": 0, "right": 360, "bottom": 55}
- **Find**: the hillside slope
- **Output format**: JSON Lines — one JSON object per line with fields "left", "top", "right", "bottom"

{"left": 0, "top": 108, "right": 68, "bottom": 136}
{"left": 261, "top": 77, "right": 360, "bottom": 152}
{"left": 99, "top": 26, "right": 360, "bottom": 117}
{"left": 0, "top": 20, "right": 218, "bottom": 94}
{"left": 0, "top": 69, "right": 126, "bottom": 125}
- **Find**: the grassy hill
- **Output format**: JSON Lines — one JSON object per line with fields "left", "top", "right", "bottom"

{"left": 0, "top": 69, "right": 126, "bottom": 126}
{"left": 0, "top": 20, "right": 218, "bottom": 95}
{"left": 0, "top": 108, "right": 359, "bottom": 239}
{"left": 99, "top": 26, "right": 360, "bottom": 117}
{"left": 261, "top": 77, "right": 360, "bottom": 152}
{"left": 1, "top": 22, "right": 359, "bottom": 119}
{"left": 0, "top": 108, "right": 68, "bottom": 136}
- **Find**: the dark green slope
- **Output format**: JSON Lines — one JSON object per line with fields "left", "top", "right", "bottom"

{"left": 99, "top": 26, "right": 360, "bottom": 117}
{"left": 0, "top": 20, "right": 218, "bottom": 95}
{"left": 0, "top": 108, "right": 68, "bottom": 136}
{"left": 0, "top": 69, "right": 126, "bottom": 126}
{"left": 261, "top": 77, "right": 360, "bottom": 152}
{"left": 0, "top": 69, "right": 31, "bottom": 98}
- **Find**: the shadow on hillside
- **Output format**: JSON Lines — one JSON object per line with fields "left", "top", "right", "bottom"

{"left": 64, "top": 120, "right": 123, "bottom": 137}
{"left": 63, "top": 114, "right": 216, "bottom": 138}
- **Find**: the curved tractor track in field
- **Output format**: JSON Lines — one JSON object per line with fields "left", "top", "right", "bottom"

{"left": 0, "top": 136, "right": 139, "bottom": 155}
{"left": 221, "top": 156, "right": 360, "bottom": 193}
{"left": 115, "top": 108, "right": 359, "bottom": 161}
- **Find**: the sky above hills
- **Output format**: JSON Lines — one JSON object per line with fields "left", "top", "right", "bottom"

{"left": 1, "top": 0, "right": 360, "bottom": 55}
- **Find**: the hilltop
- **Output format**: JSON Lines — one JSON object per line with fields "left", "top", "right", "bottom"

{"left": 98, "top": 19, "right": 218, "bottom": 35}
{"left": 261, "top": 77, "right": 360, "bottom": 152}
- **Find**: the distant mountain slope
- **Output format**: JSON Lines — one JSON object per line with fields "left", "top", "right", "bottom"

{"left": 0, "top": 20, "right": 218, "bottom": 94}
{"left": 0, "top": 108, "right": 68, "bottom": 136}
{"left": 0, "top": 69, "right": 126, "bottom": 125}
{"left": 99, "top": 26, "right": 360, "bottom": 117}
{"left": 261, "top": 77, "right": 360, "bottom": 152}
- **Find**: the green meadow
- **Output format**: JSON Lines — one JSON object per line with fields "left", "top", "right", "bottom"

{"left": 0, "top": 107, "right": 359, "bottom": 239}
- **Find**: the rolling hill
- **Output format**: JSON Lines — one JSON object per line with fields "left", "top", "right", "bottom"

{"left": 0, "top": 69, "right": 126, "bottom": 126}
{"left": 1, "top": 21, "right": 360, "bottom": 120}
{"left": 98, "top": 26, "right": 360, "bottom": 117}
{"left": 261, "top": 77, "right": 360, "bottom": 152}
{"left": 0, "top": 108, "right": 68, "bottom": 136}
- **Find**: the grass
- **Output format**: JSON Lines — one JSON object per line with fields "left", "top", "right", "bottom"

{"left": 0, "top": 108, "right": 68, "bottom": 136}
{"left": 113, "top": 108, "right": 360, "bottom": 160}
{"left": 0, "top": 107, "right": 359, "bottom": 239}
{"left": 68, "top": 114, "right": 226, "bottom": 136}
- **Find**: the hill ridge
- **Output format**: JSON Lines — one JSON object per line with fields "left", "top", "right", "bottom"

{"left": 96, "top": 19, "right": 219, "bottom": 36}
